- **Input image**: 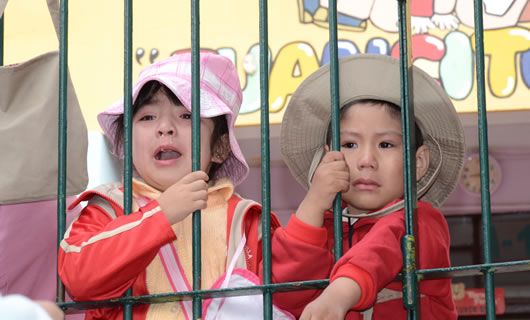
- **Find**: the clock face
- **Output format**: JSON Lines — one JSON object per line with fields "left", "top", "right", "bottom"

{"left": 460, "top": 154, "right": 502, "bottom": 195}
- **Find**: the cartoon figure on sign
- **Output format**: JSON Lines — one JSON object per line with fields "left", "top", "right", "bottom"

{"left": 298, "top": 0, "right": 461, "bottom": 33}
{"left": 456, "top": 0, "right": 530, "bottom": 30}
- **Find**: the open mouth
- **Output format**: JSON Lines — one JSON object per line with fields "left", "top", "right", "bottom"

{"left": 155, "top": 149, "right": 181, "bottom": 161}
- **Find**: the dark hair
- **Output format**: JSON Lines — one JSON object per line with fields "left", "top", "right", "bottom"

{"left": 112, "top": 80, "right": 229, "bottom": 178}
{"left": 326, "top": 98, "right": 424, "bottom": 149}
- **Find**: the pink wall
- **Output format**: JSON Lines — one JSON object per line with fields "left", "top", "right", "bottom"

{"left": 236, "top": 150, "right": 530, "bottom": 225}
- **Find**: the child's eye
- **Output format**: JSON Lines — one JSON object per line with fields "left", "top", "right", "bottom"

{"left": 139, "top": 115, "right": 155, "bottom": 121}
{"left": 342, "top": 142, "right": 358, "bottom": 149}
{"left": 379, "top": 142, "right": 394, "bottom": 148}
{"left": 180, "top": 113, "right": 192, "bottom": 120}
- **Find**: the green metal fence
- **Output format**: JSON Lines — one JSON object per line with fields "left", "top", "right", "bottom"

{"left": 2, "top": 0, "right": 530, "bottom": 319}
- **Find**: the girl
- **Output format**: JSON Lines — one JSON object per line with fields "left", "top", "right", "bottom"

{"left": 58, "top": 52, "right": 292, "bottom": 320}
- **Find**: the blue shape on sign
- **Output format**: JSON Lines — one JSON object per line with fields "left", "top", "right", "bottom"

{"left": 521, "top": 49, "right": 530, "bottom": 89}
{"left": 366, "top": 38, "right": 390, "bottom": 56}
{"left": 321, "top": 40, "right": 359, "bottom": 66}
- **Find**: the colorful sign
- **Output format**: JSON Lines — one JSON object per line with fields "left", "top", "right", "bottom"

{"left": 4, "top": 0, "right": 530, "bottom": 130}
{"left": 453, "top": 284, "right": 506, "bottom": 316}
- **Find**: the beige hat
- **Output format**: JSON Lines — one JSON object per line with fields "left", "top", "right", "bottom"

{"left": 280, "top": 54, "right": 465, "bottom": 210}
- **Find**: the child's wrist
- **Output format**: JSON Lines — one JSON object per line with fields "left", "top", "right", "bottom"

{"left": 327, "top": 277, "right": 361, "bottom": 313}
{"left": 296, "top": 196, "right": 325, "bottom": 227}
{"left": 306, "top": 189, "right": 332, "bottom": 212}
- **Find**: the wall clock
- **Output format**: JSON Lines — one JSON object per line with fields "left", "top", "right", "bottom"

{"left": 459, "top": 153, "right": 502, "bottom": 196}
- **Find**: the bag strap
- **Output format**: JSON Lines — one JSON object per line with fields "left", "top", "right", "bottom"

{"left": 361, "top": 289, "right": 426, "bottom": 320}
{"left": 226, "top": 194, "right": 243, "bottom": 245}
{"left": 158, "top": 242, "right": 193, "bottom": 320}
{"left": 135, "top": 196, "right": 194, "bottom": 320}
{"left": 226, "top": 195, "right": 262, "bottom": 271}
{"left": 0, "top": 0, "right": 61, "bottom": 41}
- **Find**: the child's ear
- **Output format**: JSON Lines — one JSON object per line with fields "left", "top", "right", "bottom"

{"left": 212, "top": 133, "right": 230, "bottom": 164}
{"left": 415, "top": 145, "right": 430, "bottom": 181}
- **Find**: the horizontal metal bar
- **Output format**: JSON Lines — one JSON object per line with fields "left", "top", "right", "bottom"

{"left": 418, "top": 260, "right": 530, "bottom": 280}
{"left": 58, "top": 280, "right": 329, "bottom": 311}
{"left": 59, "top": 260, "right": 529, "bottom": 312}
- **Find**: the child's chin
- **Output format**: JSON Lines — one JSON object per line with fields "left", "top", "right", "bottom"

{"left": 155, "top": 176, "right": 185, "bottom": 191}
{"left": 348, "top": 202, "right": 386, "bottom": 214}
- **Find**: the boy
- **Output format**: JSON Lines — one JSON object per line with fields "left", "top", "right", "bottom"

{"left": 271, "top": 54, "right": 465, "bottom": 319}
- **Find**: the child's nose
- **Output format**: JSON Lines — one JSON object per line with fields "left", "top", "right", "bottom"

{"left": 157, "top": 117, "right": 176, "bottom": 136}
{"left": 357, "top": 148, "right": 377, "bottom": 169}
{"left": 158, "top": 128, "right": 174, "bottom": 136}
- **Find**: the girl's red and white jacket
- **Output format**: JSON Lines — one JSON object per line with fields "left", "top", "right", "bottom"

{"left": 270, "top": 199, "right": 457, "bottom": 320}
{"left": 58, "top": 178, "right": 281, "bottom": 320}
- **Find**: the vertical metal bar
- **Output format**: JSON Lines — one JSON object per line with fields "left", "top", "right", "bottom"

{"left": 396, "top": 0, "right": 420, "bottom": 318}
{"left": 56, "top": 0, "right": 69, "bottom": 304}
{"left": 191, "top": 0, "right": 202, "bottom": 318}
{"left": 123, "top": 0, "right": 134, "bottom": 318}
{"left": 327, "top": 0, "right": 343, "bottom": 262}
{"left": 0, "top": 14, "right": 3, "bottom": 65}
{"left": 473, "top": 0, "right": 496, "bottom": 318}
{"left": 259, "top": 0, "right": 272, "bottom": 320}
{"left": 259, "top": 1, "right": 272, "bottom": 319}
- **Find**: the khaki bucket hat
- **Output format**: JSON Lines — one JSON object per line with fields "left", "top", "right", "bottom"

{"left": 280, "top": 54, "right": 465, "bottom": 210}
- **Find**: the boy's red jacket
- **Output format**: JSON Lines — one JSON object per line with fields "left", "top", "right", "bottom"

{"left": 269, "top": 200, "right": 457, "bottom": 320}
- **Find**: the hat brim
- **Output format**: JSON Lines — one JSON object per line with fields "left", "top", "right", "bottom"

{"left": 280, "top": 54, "right": 465, "bottom": 208}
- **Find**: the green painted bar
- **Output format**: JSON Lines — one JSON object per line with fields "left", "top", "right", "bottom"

{"left": 123, "top": 0, "right": 134, "bottom": 318}
{"left": 0, "top": 15, "right": 3, "bottom": 65}
{"left": 327, "top": 0, "right": 343, "bottom": 262}
{"left": 396, "top": 0, "right": 419, "bottom": 318}
{"left": 123, "top": 0, "right": 133, "bottom": 218}
{"left": 191, "top": 0, "right": 203, "bottom": 318}
{"left": 58, "top": 259, "right": 530, "bottom": 312}
{"left": 56, "top": 0, "right": 69, "bottom": 304}
{"left": 58, "top": 279, "right": 330, "bottom": 312}
{"left": 258, "top": 0, "right": 273, "bottom": 319}
{"left": 417, "top": 260, "right": 530, "bottom": 280}
{"left": 473, "top": 0, "right": 496, "bottom": 318}
{"left": 400, "top": 236, "right": 417, "bottom": 311}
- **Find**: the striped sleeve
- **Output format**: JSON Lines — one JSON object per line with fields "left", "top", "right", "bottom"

{"left": 58, "top": 198, "right": 176, "bottom": 301}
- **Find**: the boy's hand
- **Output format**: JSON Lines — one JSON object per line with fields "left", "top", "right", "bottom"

{"left": 300, "top": 277, "right": 360, "bottom": 320}
{"left": 296, "top": 150, "right": 350, "bottom": 227}
{"left": 157, "top": 171, "right": 209, "bottom": 225}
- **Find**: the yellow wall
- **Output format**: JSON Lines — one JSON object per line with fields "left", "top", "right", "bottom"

{"left": 3, "top": 0, "right": 530, "bottom": 131}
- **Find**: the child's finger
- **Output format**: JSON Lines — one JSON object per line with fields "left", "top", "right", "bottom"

{"left": 181, "top": 170, "right": 209, "bottom": 183}
{"left": 321, "top": 151, "right": 345, "bottom": 163}
{"left": 187, "top": 179, "right": 209, "bottom": 192}
{"left": 191, "top": 189, "right": 208, "bottom": 201}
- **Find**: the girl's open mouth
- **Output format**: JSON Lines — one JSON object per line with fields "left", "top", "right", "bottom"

{"left": 154, "top": 146, "right": 182, "bottom": 161}
{"left": 155, "top": 150, "right": 181, "bottom": 160}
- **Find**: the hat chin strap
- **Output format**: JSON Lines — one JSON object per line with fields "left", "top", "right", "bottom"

{"left": 342, "top": 136, "right": 443, "bottom": 219}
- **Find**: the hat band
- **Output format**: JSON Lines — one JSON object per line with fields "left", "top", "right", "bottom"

{"left": 341, "top": 135, "right": 443, "bottom": 219}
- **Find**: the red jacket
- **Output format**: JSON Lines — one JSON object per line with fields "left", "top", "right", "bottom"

{"left": 58, "top": 182, "right": 281, "bottom": 320}
{"left": 270, "top": 200, "right": 456, "bottom": 320}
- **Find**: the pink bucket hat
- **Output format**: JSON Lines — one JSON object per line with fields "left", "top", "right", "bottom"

{"left": 97, "top": 52, "right": 249, "bottom": 186}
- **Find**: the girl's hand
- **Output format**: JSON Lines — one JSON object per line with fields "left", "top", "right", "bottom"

{"left": 157, "top": 171, "right": 209, "bottom": 225}
{"left": 296, "top": 150, "right": 350, "bottom": 227}
{"left": 300, "top": 277, "right": 360, "bottom": 320}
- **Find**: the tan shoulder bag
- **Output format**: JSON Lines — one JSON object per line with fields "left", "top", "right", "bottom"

{"left": 0, "top": 0, "right": 88, "bottom": 204}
